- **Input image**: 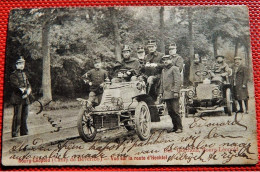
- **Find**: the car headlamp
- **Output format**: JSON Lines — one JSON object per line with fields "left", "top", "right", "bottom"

{"left": 212, "top": 88, "right": 220, "bottom": 96}
{"left": 187, "top": 90, "right": 195, "bottom": 98}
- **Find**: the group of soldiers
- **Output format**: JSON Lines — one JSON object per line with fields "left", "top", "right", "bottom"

{"left": 9, "top": 39, "right": 249, "bottom": 137}
{"left": 83, "top": 40, "right": 185, "bottom": 133}
{"left": 83, "top": 39, "right": 250, "bottom": 134}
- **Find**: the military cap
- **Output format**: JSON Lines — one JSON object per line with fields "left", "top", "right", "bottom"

{"left": 137, "top": 45, "right": 145, "bottom": 53}
{"left": 122, "top": 45, "right": 131, "bottom": 52}
{"left": 16, "top": 56, "right": 25, "bottom": 63}
{"left": 215, "top": 55, "right": 225, "bottom": 59}
{"left": 147, "top": 40, "right": 157, "bottom": 46}
{"left": 169, "top": 42, "right": 177, "bottom": 49}
{"left": 162, "top": 55, "right": 171, "bottom": 60}
{"left": 234, "top": 56, "right": 242, "bottom": 60}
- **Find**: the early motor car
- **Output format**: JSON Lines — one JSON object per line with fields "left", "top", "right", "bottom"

{"left": 77, "top": 69, "right": 163, "bottom": 142}
{"left": 181, "top": 70, "right": 233, "bottom": 117}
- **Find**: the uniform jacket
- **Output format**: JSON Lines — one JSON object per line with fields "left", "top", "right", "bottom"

{"left": 122, "top": 58, "right": 140, "bottom": 74}
{"left": 114, "top": 58, "right": 140, "bottom": 75}
{"left": 142, "top": 51, "right": 164, "bottom": 77}
{"left": 231, "top": 65, "right": 249, "bottom": 100}
{"left": 85, "top": 68, "right": 108, "bottom": 93}
{"left": 10, "top": 70, "right": 31, "bottom": 105}
{"left": 159, "top": 64, "right": 181, "bottom": 100}
{"left": 212, "top": 62, "right": 230, "bottom": 75}
{"left": 171, "top": 54, "right": 184, "bottom": 72}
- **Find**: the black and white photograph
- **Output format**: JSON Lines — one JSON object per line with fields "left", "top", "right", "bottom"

{"left": 2, "top": 6, "right": 258, "bottom": 166}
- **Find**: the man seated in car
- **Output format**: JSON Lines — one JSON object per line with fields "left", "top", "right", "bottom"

{"left": 210, "top": 55, "right": 232, "bottom": 83}
{"left": 113, "top": 45, "right": 140, "bottom": 82}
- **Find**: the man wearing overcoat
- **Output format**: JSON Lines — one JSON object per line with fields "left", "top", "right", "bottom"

{"left": 159, "top": 55, "right": 182, "bottom": 133}
{"left": 232, "top": 56, "right": 249, "bottom": 113}
{"left": 10, "top": 56, "right": 32, "bottom": 137}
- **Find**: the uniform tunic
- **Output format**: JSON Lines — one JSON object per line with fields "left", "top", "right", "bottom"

{"left": 171, "top": 54, "right": 184, "bottom": 72}
{"left": 10, "top": 70, "right": 31, "bottom": 137}
{"left": 121, "top": 58, "right": 140, "bottom": 74}
{"left": 85, "top": 68, "right": 108, "bottom": 93}
{"left": 143, "top": 51, "right": 164, "bottom": 77}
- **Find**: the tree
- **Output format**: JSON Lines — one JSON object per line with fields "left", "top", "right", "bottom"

{"left": 109, "top": 7, "right": 121, "bottom": 62}
{"left": 159, "top": 7, "right": 165, "bottom": 53}
{"left": 188, "top": 8, "right": 194, "bottom": 83}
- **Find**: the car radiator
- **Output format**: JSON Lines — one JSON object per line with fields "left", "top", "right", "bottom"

{"left": 93, "top": 114, "right": 119, "bottom": 129}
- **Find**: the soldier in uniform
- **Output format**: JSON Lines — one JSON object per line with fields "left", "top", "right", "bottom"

{"left": 83, "top": 57, "right": 109, "bottom": 106}
{"left": 113, "top": 45, "right": 140, "bottom": 81}
{"left": 210, "top": 55, "right": 232, "bottom": 82}
{"left": 232, "top": 56, "right": 249, "bottom": 113}
{"left": 168, "top": 43, "right": 184, "bottom": 72}
{"left": 136, "top": 45, "right": 146, "bottom": 65}
{"left": 143, "top": 40, "right": 164, "bottom": 101}
{"left": 10, "top": 56, "right": 32, "bottom": 137}
{"left": 159, "top": 55, "right": 182, "bottom": 133}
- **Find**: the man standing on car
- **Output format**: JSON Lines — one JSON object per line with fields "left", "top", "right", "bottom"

{"left": 142, "top": 40, "right": 164, "bottom": 101}
{"left": 159, "top": 55, "right": 182, "bottom": 133}
{"left": 232, "top": 56, "right": 249, "bottom": 114}
{"left": 83, "top": 56, "right": 109, "bottom": 106}
{"left": 10, "top": 56, "right": 32, "bottom": 137}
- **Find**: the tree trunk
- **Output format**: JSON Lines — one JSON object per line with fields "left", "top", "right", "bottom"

{"left": 188, "top": 8, "right": 194, "bottom": 84}
{"left": 212, "top": 34, "right": 218, "bottom": 57}
{"left": 41, "top": 20, "right": 52, "bottom": 102}
{"left": 234, "top": 40, "right": 239, "bottom": 57}
{"left": 244, "top": 44, "right": 252, "bottom": 81}
{"left": 110, "top": 7, "right": 121, "bottom": 62}
{"left": 159, "top": 7, "right": 165, "bottom": 53}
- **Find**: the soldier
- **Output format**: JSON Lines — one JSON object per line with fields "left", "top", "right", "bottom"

{"left": 159, "top": 55, "right": 182, "bottom": 133}
{"left": 113, "top": 45, "right": 140, "bottom": 81}
{"left": 143, "top": 40, "right": 164, "bottom": 101}
{"left": 210, "top": 55, "right": 232, "bottom": 82}
{"left": 83, "top": 57, "right": 109, "bottom": 106}
{"left": 232, "top": 56, "right": 249, "bottom": 114}
{"left": 10, "top": 56, "right": 32, "bottom": 137}
{"left": 168, "top": 43, "right": 184, "bottom": 73}
{"left": 136, "top": 45, "right": 146, "bottom": 65}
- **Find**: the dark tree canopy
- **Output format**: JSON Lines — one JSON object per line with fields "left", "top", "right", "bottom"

{"left": 4, "top": 6, "right": 251, "bottom": 101}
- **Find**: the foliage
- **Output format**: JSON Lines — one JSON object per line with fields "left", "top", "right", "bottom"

{"left": 4, "top": 7, "right": 251, "bottom": 101}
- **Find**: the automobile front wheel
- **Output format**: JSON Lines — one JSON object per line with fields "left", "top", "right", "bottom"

{"left": 77, "top": 108, "right": 97, "bottom": 142}
{"left": 135, "top": 101, "right": 151, "bottom": 141}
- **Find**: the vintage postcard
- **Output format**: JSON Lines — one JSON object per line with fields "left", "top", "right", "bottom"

{"left": 2, "top": 6, "right": 258, "bottom": 166}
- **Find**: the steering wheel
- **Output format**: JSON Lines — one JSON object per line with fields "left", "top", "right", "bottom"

{"left": 195, "top": 70, "right": 209, "bottom": 76}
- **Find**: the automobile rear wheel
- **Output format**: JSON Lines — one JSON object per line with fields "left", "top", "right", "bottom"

{"left": 77, "top": 108, "right": 97, "bottom": 142}
{"left": 226, "top": 88, "right": 233, "bottom": 116}
{"left": 135, "top": 101, "right": 151, "bottom": 141}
